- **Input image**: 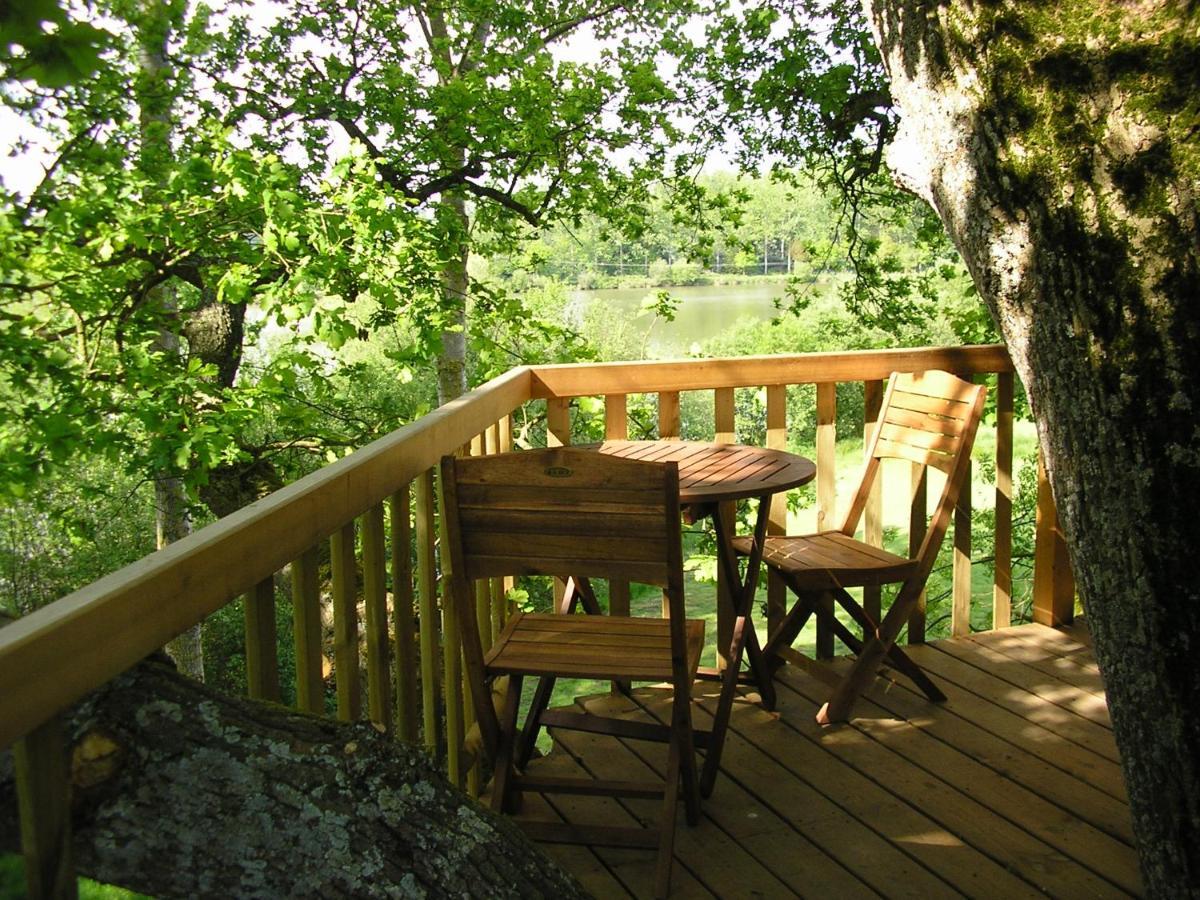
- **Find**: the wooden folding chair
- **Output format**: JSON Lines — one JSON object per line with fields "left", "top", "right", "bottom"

{"left": 733, "top": 369, "right": 986, "bottom": 724}
{"left": 440, "top": 448, "right": 706, "bottom": 899}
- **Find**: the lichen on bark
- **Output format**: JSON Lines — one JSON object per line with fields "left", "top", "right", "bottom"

{"left": 0, "top": 657, "right": 585, "bottom": 899}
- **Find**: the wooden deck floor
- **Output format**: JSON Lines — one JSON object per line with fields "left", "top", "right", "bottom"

{"left": 517, "top": 621, "right": 1141, "bottom": 898}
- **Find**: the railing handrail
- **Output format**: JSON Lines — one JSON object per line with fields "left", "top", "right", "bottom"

{"left": 0, "top": 344, "right": 1018, "bottom": 751}
{"left": 529, "top": 344, "right": 1013, "bottom": 398}
{"left": 0, "top": 366, "right": 532, "bottom": 749}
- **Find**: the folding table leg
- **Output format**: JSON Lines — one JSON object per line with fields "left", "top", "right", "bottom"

{"left": 701, "top": 495, "right": 773, "bottom": 797}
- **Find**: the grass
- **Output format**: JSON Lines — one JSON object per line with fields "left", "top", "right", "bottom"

{"left": 0, "top": 855, "right": 147, "bottom": 900}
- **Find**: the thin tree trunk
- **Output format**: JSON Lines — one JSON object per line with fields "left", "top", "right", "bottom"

{"left": 866, "top": 2, "right": 1200, "bottom": 894}
{"left": 137, "top": 0, "right": 203, "bottom": 679}
{"left": 437, "top": 193, "right": 470, "bottom": 406}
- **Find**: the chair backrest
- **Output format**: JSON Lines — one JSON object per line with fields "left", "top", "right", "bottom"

{"left": 841, "top": 370, "right": 987, "bottom": 575}
{"left": 440, "top": 447, "right": 687, "bottom": 757}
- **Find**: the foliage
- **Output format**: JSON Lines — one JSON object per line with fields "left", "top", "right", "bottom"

{"left": 0, "top": 458, "right": 155, "bottom": 617}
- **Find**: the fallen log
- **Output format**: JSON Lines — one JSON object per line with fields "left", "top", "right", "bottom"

{"left": 0, "top": 656, "right": 584, "bottom": 899}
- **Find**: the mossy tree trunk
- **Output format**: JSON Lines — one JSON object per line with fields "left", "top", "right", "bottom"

{"left": 865, "top": 2, "right": 1199, "bottom": 894}
{"left": 0, "top": 657, "right": 584, "bottom": 899}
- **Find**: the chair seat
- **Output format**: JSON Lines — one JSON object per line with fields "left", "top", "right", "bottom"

{"left": 732, "top": 532, "right": 918, "bottom": 590}
{"left": 485, "top": 612, "right": 706, "bottom": 682}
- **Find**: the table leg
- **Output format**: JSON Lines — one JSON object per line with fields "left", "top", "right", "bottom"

{"left": 701, "top": 495, "right": 774, "bottom": 797}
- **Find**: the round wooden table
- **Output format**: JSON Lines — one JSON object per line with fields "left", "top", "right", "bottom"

{"left": 594, "top": 439, "right": 815, "bottom": 507}
{"left": 595, "top": 440, "right": 815, "bottom": 796}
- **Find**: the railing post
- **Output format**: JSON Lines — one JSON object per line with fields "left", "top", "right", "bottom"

{"left": 14, "top": 716, "right": 76, "bottom": 900}
{"left": 606, "top": 394, "right": 632, "bottom": 692}
{"left": 862, "top": 380, "right": 884, "bottom": 631}
{"left": 908, "top": 465, "right": 928, "bottom": 643}
{"left": 765, "top": 385, "right": 787, "bottom": 636}
{"left": 416, "top": 468, "right": 440, "bottom": 754}
{"left": 952, "top": 458, "right": 973, "bottom": 636}
{"left": 390, "top": 486, "right": 419, "bottom": 743}
{"left": 437, "top": 473, "right": 464, "bottom": 788}
{"left": 244, "top": 575, "right": 280, "bottom": 702}
{"left": 658, "top": 390, "right": 680, "bottom": 440}
{"left": 815, "top": 382, "right": 836, "bottom": 659}
{"left": 993, "top": 372, "right": 1014, "bottom": 628}
{"left": 714, "top": 387, "right": 736, "bottom": 671}
{"left": 1033, "top": 449, "right": 1075, "bottom": 626}
{"left": 363, "top": 502, "right": 392, "bottom": 731}
{"left": 331, "top": 520, "right": 361, "bottom": 721}
{"left": 291, "top": 547, "right": 324, "bottom": 715}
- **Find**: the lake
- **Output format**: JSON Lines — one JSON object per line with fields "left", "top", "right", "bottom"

{"left": 570, "top": 282, "right": 788, "bottom": 358}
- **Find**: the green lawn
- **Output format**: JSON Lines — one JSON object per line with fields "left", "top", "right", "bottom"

{"left": 0, "top": 855, "right": 147, "bottom": 900}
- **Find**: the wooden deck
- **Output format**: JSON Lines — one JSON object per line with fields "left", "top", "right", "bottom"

{"left": 517, "top": 622, "right": 1141, "bottom": 898}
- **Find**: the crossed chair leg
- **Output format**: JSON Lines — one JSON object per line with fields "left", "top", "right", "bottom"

{"left": 759, "top": 580, "right": 946, "bottom": 708}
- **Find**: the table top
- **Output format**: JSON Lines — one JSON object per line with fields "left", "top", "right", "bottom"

{"left": 594, "top": 440, "right": 815, "bottom": 505}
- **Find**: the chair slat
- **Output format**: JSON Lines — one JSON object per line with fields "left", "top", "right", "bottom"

{"left": 875, "top": 437, "right": 957, "bottom": 472}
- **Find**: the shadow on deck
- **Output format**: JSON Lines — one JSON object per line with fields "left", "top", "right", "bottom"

{"left": 517, "top": 621, "right": 1140, "bottom": 898}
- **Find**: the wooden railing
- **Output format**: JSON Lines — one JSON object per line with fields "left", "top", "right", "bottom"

{"left": 0, "top": 344, "right": 1074, "bottom": 897}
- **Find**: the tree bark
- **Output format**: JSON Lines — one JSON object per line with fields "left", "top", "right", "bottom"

{"left": 437, "top": 191, "right": 471, "bottom": 406}
{"left": 0, "top": 657, "right": 585, "bottom": 899}
{"left": 135, "top": 0, "right": 204, "bottom": 680}
{"left": 865, "top": 2, "right": 1200, "bottom": 895}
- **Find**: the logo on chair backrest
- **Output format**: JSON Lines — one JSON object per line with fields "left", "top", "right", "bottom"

{"left": 544, "top": 466, "right": 573, "bottom": 478}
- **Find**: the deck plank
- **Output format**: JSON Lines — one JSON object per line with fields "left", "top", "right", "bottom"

{"left": 905, "top": 642, "right": 1122, "bottom": 764}
{"left": 929, "top": 637, "right": 1113, "bottom": 728}
{"left": 551, "top": 720, "right": 801, "bottom": 899}
{"left": 780, "top": 667, "right": 1140, "bottom": 895}
{"left": 825, "top": 657, "right": 1135, "bottom": 844}
{"left": 581, "top": 691, "right": 891, "bottom": 899}
{"left": 514, "top": 623, "right": 1141, "bottom": 898}
{"left": 967, "top": 628, "right": 1108, "bottom": 698}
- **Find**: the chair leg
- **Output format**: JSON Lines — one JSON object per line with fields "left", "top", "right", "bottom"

{"left": 819, "top": 585, "right": 922, "bottom": 724}
{"left": 827, "top": 588, "right": 946, "bottom": 703}
{"left": 654, "top": 727, "right": 683, "bottom": 900}
{"left": 672, "top": 689, "right": 700, "bottom": 827}
{"left": 516, "top": 675, "right": 556, "bottom": 769}
{"left": 491, "top": 673, "right": 523, "bottom": 814}
{"left": 761, "top": 588, "right": 817, "bottom": 667}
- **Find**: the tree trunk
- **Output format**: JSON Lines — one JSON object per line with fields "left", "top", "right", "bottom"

{"left": 136, "top": 0, "right": 203, "bottom": 680}
{"left": 437, "top": 192, "right": 470, "bottom": 406}
{"left": 865, "top": 2, "right": 1200, "bottom": 895}
{"left": 0, "top": 657, "right": 585, "bottom": 899}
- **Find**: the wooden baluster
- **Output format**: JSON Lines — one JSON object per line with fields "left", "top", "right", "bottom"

{"left": 714, "top": 386, "right": 736, "bottom": 671}
{"left": 605, "top": 394, "right": 632, "bottom": 692}
{"left": 485, "top": 423, "right": 505, "bottom": 643}
{"left": 438, "top": 472, "right": 464, "bottom": 788}
{"left": 390, "top": 486, "right": 418, "bottom": 743}
{"left": 862, "top": 380, "right": 885, "bottom": 633}
{"left": 766, "top": 384, "right": 787, "bottom": 636}
{"left": 815, "top": 382, "right": 836, "bottom": 659}
{"left": 908, "top": 464, "right": 929, "bottom": 643}
{"left": 1033, "top": 449, "right": 1076, "bottom": 626}
{"left": 331, "top": 520, "right": 360, "bottom": 721}
{"left": 416, "top": 468, "right": 440, "bottom": 754}
{"left": 658, "top": 390, "right": 680, "bottom": 440}
{"left": 244, "top": 575, "right": 280, "bottom": 702}
{"left": 993, "top": 372, "right": 1014, "bottom": 629}
{"left": 363, "top": 502, "right": 392, "bottom": 731}
{"left": 952, "top": 457, "right": 973, "bottom": 637}
{"left": 469, "top": 435, "right": 491, "bottom": 653}
{"left": 546, "top": 398, "right": 570, "bottom": 608}
{"left": 498, "top": 415, "right": 516, "bottom": 621}
{"left": 14, "top": 716, "right": 76, "bottom": 900}
{"left": 292, "top": 546, "right": 324, "bottom": 715}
